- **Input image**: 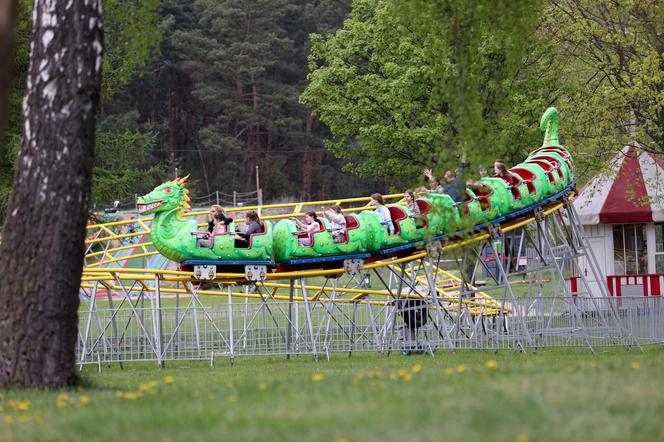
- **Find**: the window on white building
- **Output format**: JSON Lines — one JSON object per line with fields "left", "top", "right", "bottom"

{"left": 613, "top": 224, "right": 647, "bottom": 274}
{"left": 655, "top": 223, "right": 664, "bottom": 273}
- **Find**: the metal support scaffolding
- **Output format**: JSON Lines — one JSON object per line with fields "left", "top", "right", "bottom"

{"left": 78, "top": 203, "right": 660, "bottom": 367}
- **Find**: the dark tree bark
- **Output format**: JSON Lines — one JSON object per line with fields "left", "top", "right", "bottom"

{"left": 0, "top": 0, "right": 103, "bottom": 388}
{"left": 301, "top": 114, "right": 314, "bottom": 200}
{"left": 0, "top": 0, "right": 18, "bottom": 145}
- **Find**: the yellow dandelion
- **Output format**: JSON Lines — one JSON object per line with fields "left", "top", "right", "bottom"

{"left": 516, "top": 434, "right": 529, "bottom": 442}
{"left": 19, "top": 415, "right": 31, "bottom": 425}
{"left": 7, "top": 401, "right": 16, "bottom": 410}
{"left": 115, "top": 392, "right": 124, "bottom": 399}
{"left": 456, "top": 364, "right": 467, "bottom": 373}
{"left": 336, "top": 436, "right": 350, "bottom": 442}
{"left": 139, "top": 383, "right": 151, "bottom": 392}
{"left": 79, "top": 396, "right": 90, "bottom": 405}
{"left": 311, "top": 373, "right": 325, "bottom": 382}
{"left": 258, "top": 382, "right": 267, "bottom": 391}
{"left": 17, "top": 401, "right": 31, "bottom": 411}
{"left": 57, "top": 393, "right": 70, "bottom": 403}
{"left": 226, "top": 394, "right": 238, "bottom": 402}
{"left": 630, "top": 361, "right": 640, "bottom": 370}
{"left": 411, "top": 364, "right": 423, "bottom": 374}
{"left": 3, "top": 415, "right": 14, "bottom": 425}
{"left": 389, "top": 371, "right": 399, "bottom": 380}
{"left": 401, "top": 372, "right": 413, "bottom": 381}
{"left": 445, "top": 368, "right": 455, "bottom": 376}
{"left": 124, "top": 392, "right": 140, "bottom": 400}
{"left": 163, "top": 375, "right": 175, "bottom": 385}
{"left": 486, "top": 360, "right": 497, "bottom": 369}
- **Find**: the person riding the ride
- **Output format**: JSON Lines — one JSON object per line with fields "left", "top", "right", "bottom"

{"left": 370, "top": 193, "right": 395, "bottom": 235}
{"left": 404, "top": 189, "right": 425, "bottom": 228}
{"left": 291, "top": 211, "right": 322, "bottom": 247}
{"left": 234, "top": 211, "right": 262, "bottom": 248}
{"left": 196, "top": 205, "right": 233, "bottom": 248}
{"left": 494, "top": 159, "right": 519, "bottom": 187}
{"left": 324, "top": 205, "right": 347, "bottom": 243}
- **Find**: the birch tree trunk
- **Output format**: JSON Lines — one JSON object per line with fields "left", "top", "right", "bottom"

{"left": 0, "top": 0, "right": 103, "bottom": 388}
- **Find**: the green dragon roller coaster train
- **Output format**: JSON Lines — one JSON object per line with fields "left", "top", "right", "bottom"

{"left": 136, "top": 107, "right": 575, "bottom": 272}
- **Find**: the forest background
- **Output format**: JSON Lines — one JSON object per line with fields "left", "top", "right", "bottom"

{"left": 1, "top": 0, "right": 661, "bottom": 221}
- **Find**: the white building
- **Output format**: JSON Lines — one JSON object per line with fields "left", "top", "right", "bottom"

{"left": 574, "top": 145, "right": 664, "bottom": 296}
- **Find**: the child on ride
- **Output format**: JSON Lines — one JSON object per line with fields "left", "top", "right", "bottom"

{"left": 370, "top": 193, "right": 395, "bottom": 235}
{"left": 403, "top": 190, "right": 420, "bottom": 217}
{"left": 207, "top": 205, "right": 233, "bottom": 234}
{"left": 292, "top": 211, "right": 322, "bottom": 247}
{"left": 196, "top": 205, "right": 233, "bottom": 248}
{"left": 324, "top": 205, "right": 347, "bottom": 243}
{"left": 404, "top": 190, "right": 425, "bottom": 227}
{"left": 234, "top": 211, "right": 263, "bottom": 248}
{"left": 494, "top": 159, "right": 519, "bottom": 187}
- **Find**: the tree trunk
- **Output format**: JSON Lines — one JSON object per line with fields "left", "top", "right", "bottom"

{"left": 168, "top": 89, "right": 175, "bottom": 165}
{"left": 0, "top": 0, "right": 103, "bottom": 388}
{"left": 0, "top": 0, "right": 18, "bottom": 146}
{"left": 301, "top": 114, "right": 314, "bottom": 200}
{"left": 246, "top": 74, "right": 259, "bottom": 188}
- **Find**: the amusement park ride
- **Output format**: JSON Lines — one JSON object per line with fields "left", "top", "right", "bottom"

{"left": 78, "top": 108, "right": 656, "bottom": 368}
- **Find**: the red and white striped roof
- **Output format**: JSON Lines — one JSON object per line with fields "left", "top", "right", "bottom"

{"left": 574, "top": 145, "right": 664, "bottom": 224}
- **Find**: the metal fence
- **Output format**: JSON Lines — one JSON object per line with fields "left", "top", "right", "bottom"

{"left": 93, "top": 189, "right": 263, "bottom": 213}
{"left": 77, "top": 295, "right": 664, "bottom": 366}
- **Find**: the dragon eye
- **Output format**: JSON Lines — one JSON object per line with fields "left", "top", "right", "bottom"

{"left": 164, "top": 187, "right": 173, "bottom": 193}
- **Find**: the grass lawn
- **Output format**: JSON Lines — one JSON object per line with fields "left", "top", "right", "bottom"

{"left": 1, "top": 347, "right": 662, "bottom": 441}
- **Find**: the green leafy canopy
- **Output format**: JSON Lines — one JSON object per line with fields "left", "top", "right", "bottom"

{"left": 301, "top": 0, "right": 562, "bottom": 184}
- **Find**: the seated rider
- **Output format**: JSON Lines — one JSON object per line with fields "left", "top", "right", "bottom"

{"left": 196, "top": 205, "right": 233, "bottom": 248}
{"left": 494, "top": 159, "right": 519, "bottom": 187}
{"left": 424, "top": 154, "right": 467, "bottom": 203}
{"left": 324, "top": 205, "right": 347, "bottom": 243}
{"left": 234, "top": 211, "right": 263, "bottom": 248}
{"left": 403, "top": 190, "right": 424, "bottom": 227}
{"left": 291, "top": 211, "right": 321, "bottom": 247}
{"left": 423, "top": 169, "right": 444, "bottom": 194}
{"left": 370, "top": 193, "right": 395, "bottom": 235}
{"left": 207, "top": 205, "right": 233, "bottom": 234}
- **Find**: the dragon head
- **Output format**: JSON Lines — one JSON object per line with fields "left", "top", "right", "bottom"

{"left": 137, "top": 175, "right": 192, "bottom": 216}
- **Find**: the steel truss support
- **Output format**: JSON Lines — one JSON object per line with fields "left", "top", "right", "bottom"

{"left": 78, "top": 203, "right": 645, "bottom": 366}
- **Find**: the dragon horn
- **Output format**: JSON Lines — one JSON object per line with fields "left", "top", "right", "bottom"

{"left": 176, "top": 174, "right": 191, "bottom": 186}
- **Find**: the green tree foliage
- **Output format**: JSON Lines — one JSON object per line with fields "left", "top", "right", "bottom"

{"left": 91, "top": 120, "right": 162, "bottom": 209}
{"left": 301, "top": 0, "right": 561, "bottom": 184}
{"left": 102, "top": 0, "right": 161, "bottom": 98}
{"left": 0, "top": 0, "right": 32, "bottom": 221}
{"left": 0, "top": 0, "right": 163, "bottom": 221}
{"left": 130, "top": 0, "right": 378, "bottom": 201}
{"left": 543, "top": 0, "right": 663, "bottom": 167}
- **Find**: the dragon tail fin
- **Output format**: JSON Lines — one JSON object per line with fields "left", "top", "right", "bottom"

{"left": 540, "top": 107, "right": 559, "bottom": 146}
